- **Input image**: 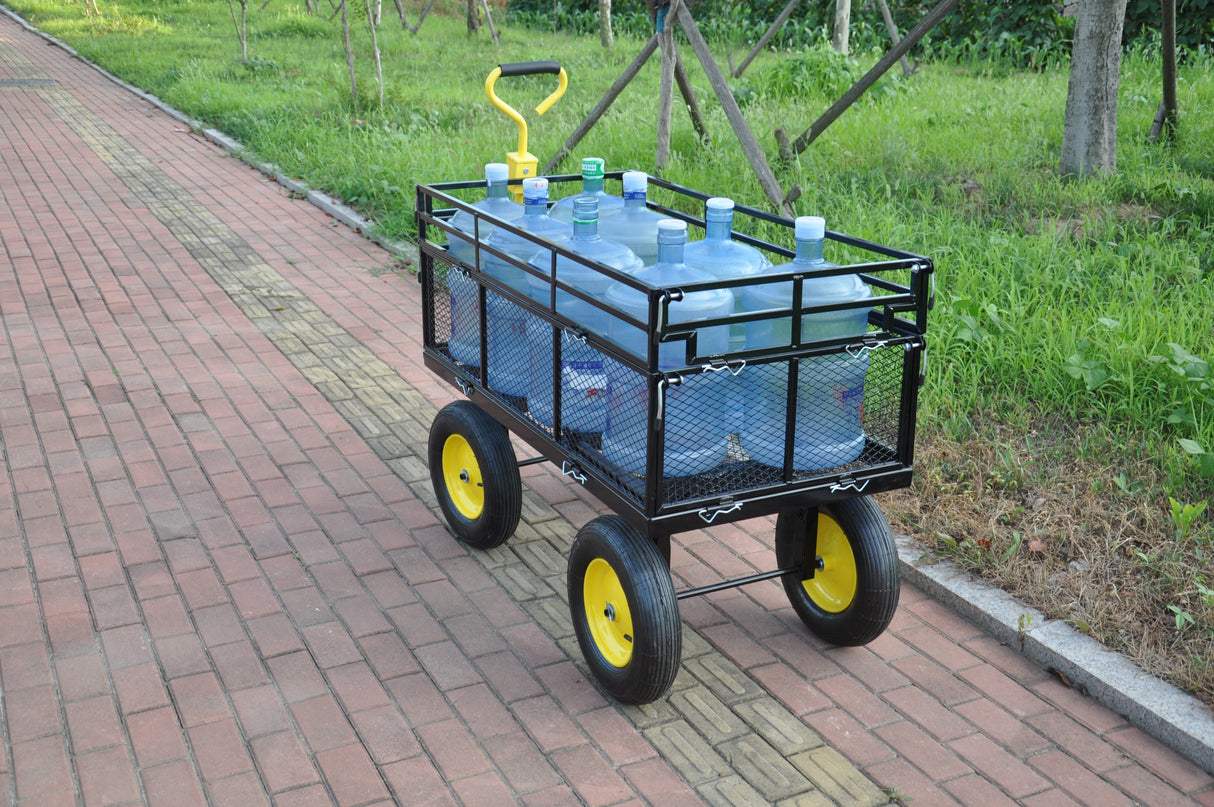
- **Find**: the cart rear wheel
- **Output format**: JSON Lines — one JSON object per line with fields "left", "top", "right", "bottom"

{"left": 775, "top": 497, "right": 899, "bottom": 646}
{"left": 428, "top": 401, "right": 521, "bottom": 549}
{"left": 568, "top": 516, "right": 681, "bottom": 704}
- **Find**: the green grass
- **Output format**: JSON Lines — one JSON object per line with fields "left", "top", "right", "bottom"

{"left": 5, "top": 0, "right": 1214, "bottom": 698}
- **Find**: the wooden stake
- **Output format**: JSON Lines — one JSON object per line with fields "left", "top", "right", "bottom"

{"left": 732, "top": 0, "right": 800, "bottom": 78}
{"left": 545, "top": 35, "right": 661, "bottom": 172}
{"left": 675, "top": 4, "right": 790, "bottom": 214}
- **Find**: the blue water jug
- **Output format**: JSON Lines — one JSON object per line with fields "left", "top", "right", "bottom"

{"left": 525, "top": 198, "right": 643, "bottom": 432}
{"left": 446, "top": 163, "right": 524, "bottom": 366}
{"left": 597, "top": 171, "right": 666, "bottom": 266}
{"left": 548, "top": 157, "right": 625, "bottom": 224}
{"left": 683, "top": 197, "right": 772, "bottom": 353}
{"left": 480, "top": 177, "right": 571, "bottom": 397}
{"left": 741, "top": 216, "right": 872, "bottom": 471}
{"left": 602, "top": 219, "right": 735, "bottom": 478}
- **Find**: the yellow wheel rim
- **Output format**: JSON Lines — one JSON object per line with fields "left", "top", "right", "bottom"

{"left": 442, "top": 434, "right": 483, "bottom": 520}
{"left": 583, "top": 558, "right": 633, "bottom": 668}
{"left": 801, "top": 515, "right": 858, "bottom": 613}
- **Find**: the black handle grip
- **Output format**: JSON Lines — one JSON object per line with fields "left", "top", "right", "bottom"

{"left": 498, "top": 60, "right": 562, "bottom": 77}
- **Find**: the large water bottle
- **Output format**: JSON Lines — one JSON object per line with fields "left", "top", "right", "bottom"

{"left": 480, "top": 177, "right": 571, "bottom": 397}
{"left": 597, "top": 171, "right": 666, "bottom": 266}
{"left": 446, "top": 163, "right": 524, "bottom": 366}
{"left": 683, "top": 197, "right": 773, "bottom": 353}
{"left": 548, "top": 157, "right": 625, "bottom": 223}
{"left": 741, "top": 216, "right": 872, "bottom": 471}
{"left": 602, "top": 219, "right": 735, "bottom": 478}
{"left": 525, "top": 198, "right": 643, "bottom": 433}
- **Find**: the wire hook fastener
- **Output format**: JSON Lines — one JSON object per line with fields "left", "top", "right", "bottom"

{"left": 829, "top": 477, "right": 870, "bottom": 494}
{"left": 560, "top": 461, "right": 588, "bottom": 485}
{"left": 698, "top": 501, "right": 742, "bottom": 524}
{"left": 704, "top": 358, "right": 746, "bottom": 376}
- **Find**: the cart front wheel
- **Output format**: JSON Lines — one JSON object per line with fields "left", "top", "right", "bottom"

{"left": 568, "top": 516, "right": 681, "bottom": 704}
{"left": 428, "top": 401, "right": 521, "bottom": 549}
{"left": 775, "top": 497, "right": 899, "bottom": 647}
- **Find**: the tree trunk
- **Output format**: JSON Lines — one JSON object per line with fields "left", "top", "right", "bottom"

{"left": 341, "top": 0, "right": 358, "bottom": 109}
{"left": 365, "top": 0, "right": 384, "bottom": 108}
{"left": 466, "top": 0, "right": 480, "bottom": 33}
{"left": 1059, "top": 0, "right": 1128, "bottom": 177}
{"left": 599, "top": 0, "right": 613, "bottom": 48}
{"left": 833, "top": 0, "right": 851, "bottom": 54}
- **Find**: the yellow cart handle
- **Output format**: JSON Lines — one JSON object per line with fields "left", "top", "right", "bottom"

{"left": 485, "top": 61, "right": 568, "bottom": 200}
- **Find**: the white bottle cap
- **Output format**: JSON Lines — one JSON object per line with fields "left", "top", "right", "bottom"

{"left": 623, "top": 171, "right": 649, "bottom": 193}
{"left": 706, "top": 197, "right": 734, "bottom": 211}
{"left": 523, "top": 177, "right": 549, "bottom": 200}
{"left": 485, "top": 163, "right": 509, "bottom": 183}
{"left": 796, "top": 216, "right": 826, "bottom": 240}
{"left": 657, "top": 219, "right": 687, "bottom": 234}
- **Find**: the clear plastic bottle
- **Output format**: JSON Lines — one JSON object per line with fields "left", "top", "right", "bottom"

{"left": 549, "top": 157, "right": 625, "bottom": 223}
{"left": 480, "top": 177, "right": 571, "bottom": 397}
{"left": 602, "top": 219, "right": 735, "bottom": 478}
{"left": 446, "top": 163, "right": 524, "bottom": 366}
{"left": 597, "top": 171, "right": 666, "bottom": 266}
{"left": 682, "top": 197, "right": 773, "bottom": 353}
{"left": 741, "top": 216, "right": 872, "bottom": 471}
{"left": 525, "top": 198, "right": 643, "bottom": 433}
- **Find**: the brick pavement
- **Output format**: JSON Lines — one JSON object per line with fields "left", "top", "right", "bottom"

{"left": 2, "top": 9, "right": 1213, "bottom": 805}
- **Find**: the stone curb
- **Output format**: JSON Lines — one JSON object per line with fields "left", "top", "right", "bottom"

{"left": 898, "top": 536, "right": 1214, "bottom": 774}
{"left": 8, "top": 1, "right": 1213, "bottom": 779}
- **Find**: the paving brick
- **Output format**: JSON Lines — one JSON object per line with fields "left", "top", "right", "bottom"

{"left": 958, "top": 663, "right": 1053, "bottom": 719}
{"left": 386, "top": 672, "right": 454, "bottom": 727}
{"left": 1027, "top": 750, "right": 1133, "bottom": 807}
{"left": 112, "top": 661, "right": 172, "bottom": 714}
{"left": 76, "top": 746, "right": 142, "bottom": 805}
{"left": 251, "top": 731, "right": 322, "bottom": 793}
{"left": 815, "top": 673, "right": 901, "bottom": 728}
{"left": 552, "top": 745, "right": 636, "bottom": 807}
{"left": 170, "top": 672, "right": 231, "bottom": 727}
{"left": 141, "top": 759, "right": 209, "bottom": 807}
{"left": 315, "top": 744, "right": 392, "bottom": 806}
{"left": 5, "top": 686, "right": 62, "bottom": 742}
{"left": 189, "top": 717, "right": 255, "bottom": 779}
{"left": 941, "top": 772, "right": 1022, "bottom": 807}
{"left": 717, "top": 734, "right": 812, "bottom": 802}
{"left": 328, "top": 660, "right": 393, "bottom": 713}
{"left": 382, "top": 757, "right": 458, "bottom": 807}
{"left": 64, "top": 694, "right": 124, "bottom": 752}
{"left": 349, "top": 704, "right": 421, "bottom": 764}
{"left": 804, "top": 708, "right": 895, "bottom": 768}
{"left": 1025, "top": 710, "right": 1131, "bottom": 774}
{"left": 949, "top": 733, "right": 1052, "bottom": 800}
{"left": 865, "top": 757, "right": 963, "bottom": 807}
{"left": 291, "top": 694, "right": 359, "bottom": 752}
{"left": 873, "top": 719, "right": 971, "bottom": 782}
{"left": 883, "top": 684, "right": 974, "bottom": 743}
{"left": 786, "top": 746, "right": 889, "bottom": 807}
{"left": 126, "top": 706, "right": 191, "bottom": 767}
{"left": 643, "top": 719, "right": 733, "bottom": 785}
{"left": 415, "top": 719, "right": 493, "bottom": 782}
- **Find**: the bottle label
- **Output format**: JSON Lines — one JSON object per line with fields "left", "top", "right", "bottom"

{"left": 623, "top": 190, "right": 646, "bottom": 201}
{"left": 563, "top": 360, "right": 608, "bottom": 400}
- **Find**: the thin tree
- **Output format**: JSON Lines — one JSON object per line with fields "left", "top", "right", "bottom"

{"left": 833, "top": 0, "right": 851, "bottom": 54}
{"left": 1059, "top": 0, "right": 1129, "bottom": 176}
{"left": 365, "top": 0, "right": 385, "bottom": 108}
{"left": 341, "top": 0, "right": 359, "bottom": 108}
{"left": 599, "top": 0, "right": 613, "bottom": 48}
{"left": 227, "top": 0, "right": 250, "bottom": 64}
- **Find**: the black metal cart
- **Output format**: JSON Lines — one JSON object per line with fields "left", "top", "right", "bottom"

{"left": 416, "top": 173, "right": 933, "bottom": 704}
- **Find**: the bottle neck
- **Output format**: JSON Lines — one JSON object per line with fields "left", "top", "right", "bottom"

{"left": 524, "top": 197, "right": 548, "bottom": 216}
{"left": 656, "top": 238, "right": 685, "bottom": 266}
{"left": 623, "top": 189, "right": 647, "bottom": 208}
{"left": 487, "top": 181, "right": 509, "bottom": 200}
{"left": 794, "top": 236, "right": 824, "bottom": 264}
{"left": 704, "top": 211, "right": 733, "bottom": 241}
{"left": 582, "top": 177, "right": 605, "bottom": 194}
{"left": 573, "top": 216, "right": 599, "bottom": 240}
